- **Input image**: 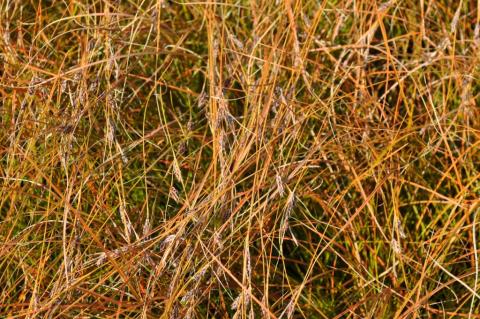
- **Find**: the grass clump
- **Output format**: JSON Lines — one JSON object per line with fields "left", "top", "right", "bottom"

{"left": 1, "top": 0, "right": 480, "bottom": 318}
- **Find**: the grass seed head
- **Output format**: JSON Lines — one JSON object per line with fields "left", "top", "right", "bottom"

{"left": 276, "top": 173, "right": 285, "bottom": 197}
{"left": 285, "top": 190, "right": 295, "bottom": 216}
{"left": 231, "top": 294, "right": 241, "bottom": 311}
{"left": 391, "top": 238, "right": 402, "bottom": 255}
{"left": 397, "top": 220, "right": 407, "bottom": 239}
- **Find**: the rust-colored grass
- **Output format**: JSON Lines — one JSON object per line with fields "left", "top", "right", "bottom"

{"left": 1, "top": 0, "right": 480, "bottom": 318}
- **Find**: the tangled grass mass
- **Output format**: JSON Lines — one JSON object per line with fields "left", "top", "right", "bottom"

{"left": 1, "top": 0, "right": 480, "bottom": 318}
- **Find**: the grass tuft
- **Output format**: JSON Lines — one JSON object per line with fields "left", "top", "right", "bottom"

{"left": 1, "top": 0, "right": 480, "bottom": 318}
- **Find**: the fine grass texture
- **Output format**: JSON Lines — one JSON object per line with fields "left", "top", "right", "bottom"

{"left": 1, "top": 0, "right": 480, "bottom": 318}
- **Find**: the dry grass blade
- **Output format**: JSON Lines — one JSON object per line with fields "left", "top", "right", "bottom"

{"left": 1, "top": 0, "right": 479, "bottom": 318}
